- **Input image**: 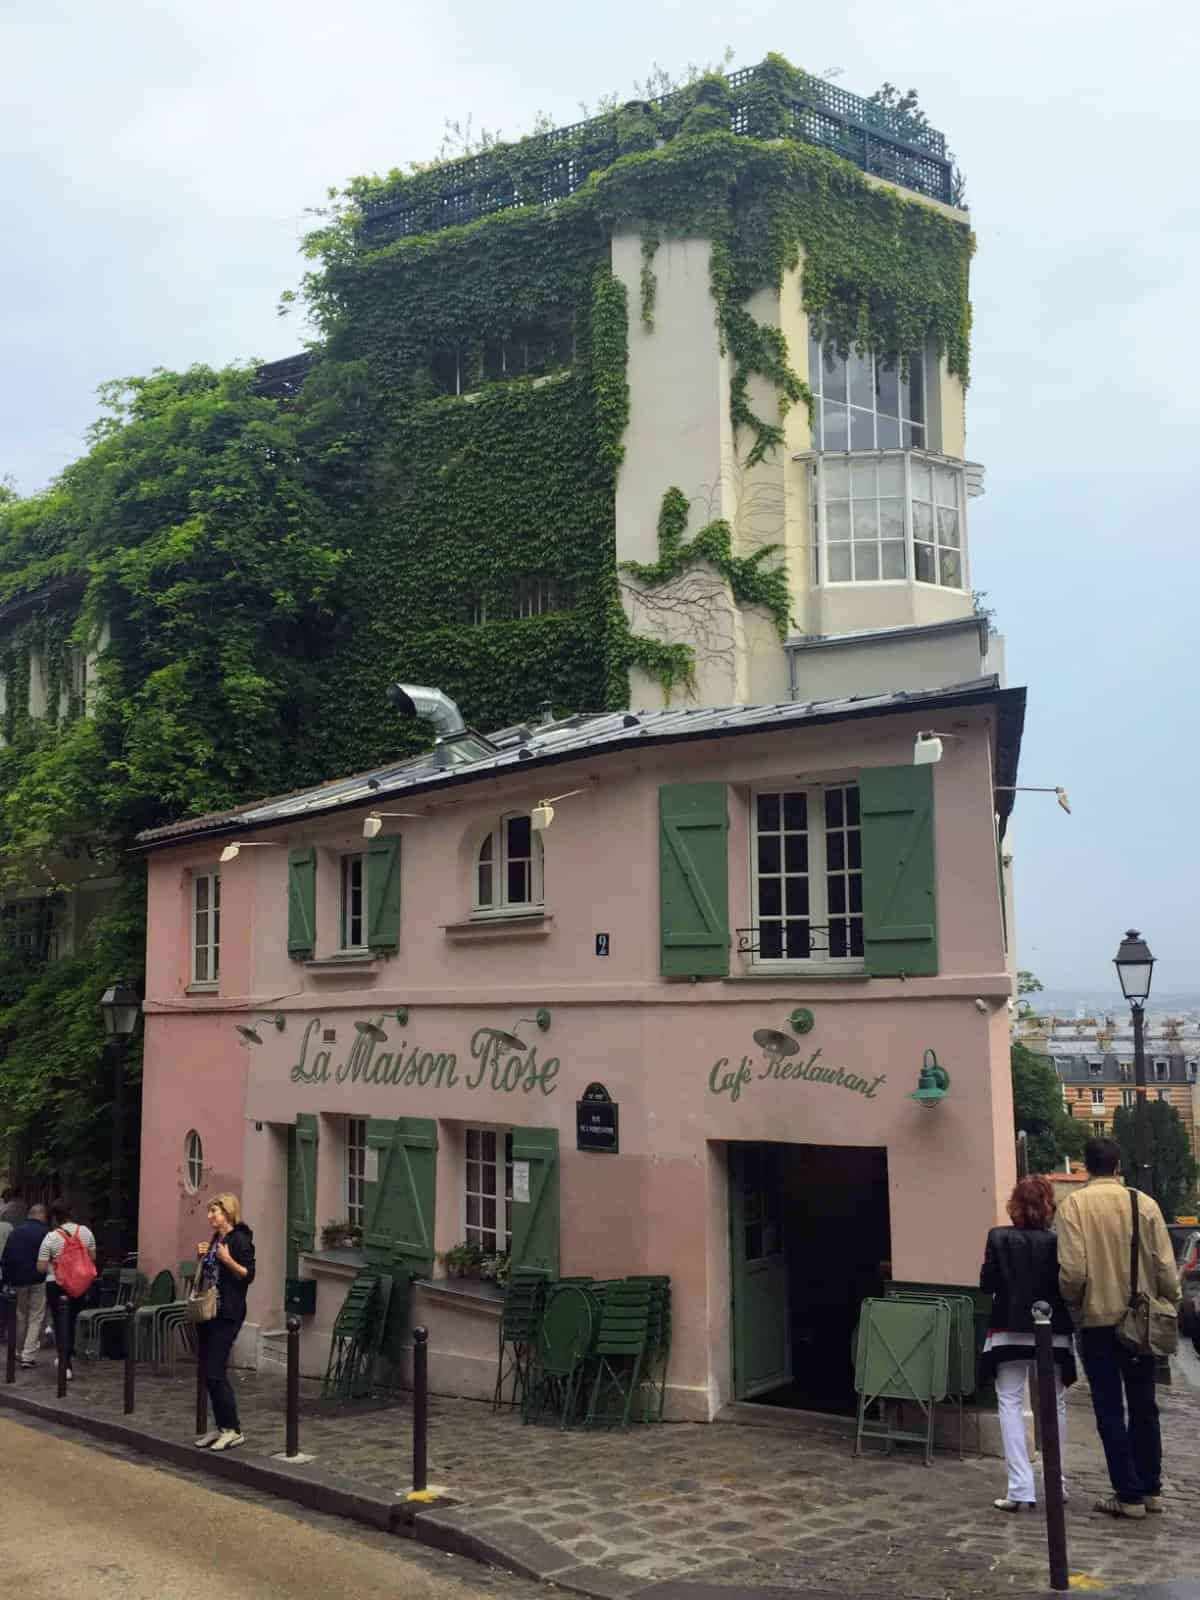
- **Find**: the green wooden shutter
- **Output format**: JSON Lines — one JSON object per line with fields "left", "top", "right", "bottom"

{"left": 366, "top": 836, "right": 401, "bottom": 953}
{"left": 860, "top": 764, "right": 938, "bottom": 978}
{"left": 286, "top": 1113, "right": 318, "bottom": 1280}
{"left": 363, "top": 1117, "right": 437, "bottom": 1276}
{"left": 510, "top": 1126, "right": 559, "bottom": 1277}
{"left": 659, "top": 782, "right": 730, "bottom": 977}
{"left": 287, "top": 847, "right": 317, "bottom": 959}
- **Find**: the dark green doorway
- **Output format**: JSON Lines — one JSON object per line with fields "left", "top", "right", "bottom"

{"left": 730, "top": 1142, "right": 891, "bottom": 1415}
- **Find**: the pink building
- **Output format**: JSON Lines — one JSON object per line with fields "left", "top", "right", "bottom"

{"left": 136, "top": 678, "right": 1020, "bottom": 1420}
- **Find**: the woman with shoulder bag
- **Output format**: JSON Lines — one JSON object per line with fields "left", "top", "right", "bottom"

{"left": 193, "top": 1193, "right": 256, "bottom": 1452}
{"left": 980, "top": 1175, "right": 1077, "bottom": 1512}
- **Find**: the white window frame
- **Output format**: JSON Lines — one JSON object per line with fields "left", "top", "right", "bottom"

{"left": 808, "top": 335, "right": 931, "bottom": 452}
{"left": 749, "top": 783, "right": 864, "bottom": 973}
{"left": 1154, "top": 1058, "right": 1169, "bottom": 1083}
{"left": 811, "top": 450, "right": 968, "bottom": 592}
{"left": 470, "top": 576, "right": 567, "bottom": 625}
{"left": 1091, "top": 1087, "right": 1105, "bottom": 1107}
{"left": 1088, "top": 1058, "right": 1104, "bottom": 1078}
{"left": 1121, "top": 1088, "right": 1135, "bottom": 1109}
{"left": 345, "top": 1116, "right": 367, "bottom": 1231}
{"left": 340, "top": 851, "right": 368, "bottom": 951}
{"left": 184, "top": 1129, "right": 203, "bottom": 1194}
{"left": 464, "top": 1125, "right": 513, "bottom": 1255}
{"left": 191, "top": 871, "right": 220, "bottom": 987}
{"left": 1091, "top": 1119, "right": 1107, "bottom": 1136}
{"left": 1157, "top": 1088, "right": 1169, "bottom": 1102}
{"left": 473, "top": 814, "right": 544, "bottom": 918}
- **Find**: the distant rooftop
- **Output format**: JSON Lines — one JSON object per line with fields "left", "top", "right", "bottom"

{"left": 359, "top": 60, "right": 957, "bottom": 246}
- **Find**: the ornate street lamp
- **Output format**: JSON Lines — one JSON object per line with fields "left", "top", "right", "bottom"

{"left": 1113, "top": 931, "right": 1155, "bottom": 1194}
{"left": 100, "top": 980, "right": 141, "bottom": 1262}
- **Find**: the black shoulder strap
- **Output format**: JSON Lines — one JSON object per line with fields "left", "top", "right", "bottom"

{"left": 1129, "top": 1186, "right": 1140, "bottom": 1304}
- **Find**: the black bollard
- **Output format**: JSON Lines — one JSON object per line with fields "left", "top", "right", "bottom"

{"left": 195, "top": 1339, "right": 208, "bottom": 1437}
{"left": 5, "top": 1293, "right": 16, "bottom": 1384}
{"left": 123, "top": 1303, "right": 136, "bottom": 1414}
{"left": 1031, "top": 1301, "right": 1069, "bottom": 1592}
{"left": 285, "top": 1316, "right": 300, "bottom": 1459}
{"left": 54, "top": 1296, "right": 68, "bottom": 1398}
{"left": 412, "top": 1325, "right": 429, "bottom": 1493}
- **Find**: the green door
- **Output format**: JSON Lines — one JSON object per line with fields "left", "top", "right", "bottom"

{"left": 730, "top": 1142, "right": 790, "bottom": 1399}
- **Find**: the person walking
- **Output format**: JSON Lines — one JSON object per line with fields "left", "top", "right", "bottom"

{"left": 1057, "top": 1137, "right": 1180, "bottom": 1520}
{"left": 0, "top": 1188, "right": 27, "bottom": 1225}
{"left": 36, "top": 1201, "right": 97, "bottom": 1380}
{"left": 980, "top": 1174, "right": 1077, "bottom": 1512}
{"left": 1, "top": 1204, "right": 49, "bottom": 1367}
{"left": 193, "top": 1193, "right": 255, "bottom": 1452}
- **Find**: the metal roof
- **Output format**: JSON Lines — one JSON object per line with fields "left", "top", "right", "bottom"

{"left": 135, "top": 676, "right": 1024, "bottom": 851}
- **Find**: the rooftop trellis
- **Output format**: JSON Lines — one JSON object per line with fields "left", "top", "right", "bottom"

{"left": 358, "top": 63, "right": 955, "bottom": 245}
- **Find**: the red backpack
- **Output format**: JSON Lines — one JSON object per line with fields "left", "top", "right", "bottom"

{"left": 54, "top": 1227, "right": 97, "bottom": 1299}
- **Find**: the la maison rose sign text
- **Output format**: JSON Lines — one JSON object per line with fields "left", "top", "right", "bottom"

{"left": 289, "top": 1019, "right": 560, "bottom": 1097}
{"left": 708, "top": 1047, "right": 886, "bottom": 1105}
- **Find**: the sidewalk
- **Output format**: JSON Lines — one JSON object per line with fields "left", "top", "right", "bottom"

{"left": 2, "top": 1353, "right": 1199, "bottom": 1599}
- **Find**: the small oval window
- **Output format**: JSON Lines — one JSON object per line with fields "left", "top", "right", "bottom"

{"left": 184, "top": 1130, "right": 204, "bottom": 1194}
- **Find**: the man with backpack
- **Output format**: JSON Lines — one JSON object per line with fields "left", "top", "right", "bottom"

{"left": 37, "top": 1200, "right": 97, "bottom": 1379}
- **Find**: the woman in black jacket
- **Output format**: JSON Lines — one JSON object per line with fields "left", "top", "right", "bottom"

{"left": 193, "top": 1192, "right": 256, "bottom": 1452}
{"left": 980, "top": 1174, "right": 1076, "bottom": 1511}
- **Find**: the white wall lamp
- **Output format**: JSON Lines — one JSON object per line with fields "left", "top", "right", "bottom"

{"left": 219, "top": 841, "right": 285, "bottom": 864}
{"left": 913, "top": 731, "right": 959, "bottom": 766}
{"left": 531, "top": 789, "right": 587, "bottom": 832}
{"left": 362, "top": 812, "right": 426, "bottom": 840}
{"left": 995, "top": 785, "right": 1072, "bottom": 814}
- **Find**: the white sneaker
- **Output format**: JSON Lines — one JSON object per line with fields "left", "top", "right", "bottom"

{"left": 194, "top": 1429, "right": 222, "bottom": 1448}
{"left": 210, "top": 1429, "right": 245, "bottom": 1452}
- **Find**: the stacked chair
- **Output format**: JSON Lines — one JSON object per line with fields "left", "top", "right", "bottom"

{"left": 493, "top": 1270, "right": 547, "bottom": 1412}
{"left": 321, "top": 1269, "right": 383, "bottom": 1401}
{"left": 77, "top": 1268, "right": 145, "bottom": 1362}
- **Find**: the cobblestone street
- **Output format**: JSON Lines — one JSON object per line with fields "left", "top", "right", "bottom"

{"left": 4, "top": 1350, "right": 1200, "bottom": 1597}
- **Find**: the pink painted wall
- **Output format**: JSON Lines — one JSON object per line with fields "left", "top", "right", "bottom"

{"left": 137, "top": 703, "right": 1016, "bottom": 1411}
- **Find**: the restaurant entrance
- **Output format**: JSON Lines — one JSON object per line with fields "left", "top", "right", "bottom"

{"left": 730, "top": 1141, "right": 891, "bottom": 1415}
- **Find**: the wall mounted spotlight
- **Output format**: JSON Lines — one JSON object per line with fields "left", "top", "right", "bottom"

{"left": 220, "top": 841, "right": 285, "bottom": 863}
{"left": 531, "top": 790, "right": 587, "bottom": 832}
{"left": 995, "top": 785, "right": 1071, "bottom": 814}
{"left": 354, "top": 1017, "right": 389, "bottom": 1043}
{"left": 913, "top": 731, "right": 959, "bottom": 767}
{"left": 236, "top": 1014, "right": 287, "bottom": 1045}
{"left": 363, "top": 812, "right": 427, "bottom": 840}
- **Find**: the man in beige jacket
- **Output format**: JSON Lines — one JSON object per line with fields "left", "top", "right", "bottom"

{"left": 1057, "top": 1137, "right": 1180, "bottom": 1520}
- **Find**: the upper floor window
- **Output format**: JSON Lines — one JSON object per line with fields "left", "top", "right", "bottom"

{"left": 751, "top": 785, "right": 862, "bottom": 967}
{"left": 1154, "top": 1059, "right": 1170, "bottom": 1083}
{"left": 813, "top": 454, "right": 965, "bottom": 590}
{"left": 340, "top": 852, "right": 367, "bottom": 951}
{"left": 345, "top": 1116, "right": 367, "bottom": 1231}
{"left": 192, "top": 872, "right": 220, "bottom": 985}
{"left": 1121, "top": 1088, "right": 1135, "bottom": 1109}
{"left": 808, "top": 336, "right": 928, "bottom": 452}
{"left": 475, "top": 815, "right": 543, "bottom": 916}
{"left": 1119, "top": 1062, "right": 1132, "bottom": 1082}
{"left": 0, "top": 897, "right": 59, "bottom": 964}
{"left": 431, "top": 312, "right": 573, "bottom": 397}
{"left": 1091, "top": 1087, "right": 1105, "bottom": 1107}
{"left": 1157, "top": 1088, "right": 1169, "bottom": 1102}
{"left": 1088, "top": 1059, "right": 1104, "bottom": 1078}
{"left": 465, "top": 577, "right": 571, "bottom": 625}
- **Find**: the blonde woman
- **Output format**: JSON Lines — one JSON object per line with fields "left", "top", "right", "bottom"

{"left": 193, "top": 1194, "right": 256, "bottom": 1451}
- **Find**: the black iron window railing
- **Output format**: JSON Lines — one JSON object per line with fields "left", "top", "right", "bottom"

{"left": 359, "top": 62, "right": 955, "bottom": 245}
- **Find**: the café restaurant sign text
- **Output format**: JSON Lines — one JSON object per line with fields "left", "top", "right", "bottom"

{"left": 709, "top": 1047, "right": 886, "bottom": 1104}
{"left": 289, "top": 1019, "right": 560, "bottom": 1097}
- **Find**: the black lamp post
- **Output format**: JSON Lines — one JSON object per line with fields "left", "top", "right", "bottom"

{"left": 100, "top": 980, "right": 141, "bottom": 1262}
{"left": 1113, "top": 930, "right": 1155, "bottom": 1196}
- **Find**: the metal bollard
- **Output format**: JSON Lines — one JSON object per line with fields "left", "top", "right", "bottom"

{"left": 54, "top": 1296, "right": 69, "bottom": 1398}
{"left": 1031, "top": 1301, "right": 1069, "bottom": 1592}
{"left": 123, "top": 1303, "right": 136, "bottom": 1414}
{"left": 5, "top": 1293, "right": 16, "bottom": 1384}
{"left": 195, "top": 1337, "right": 208, "bottom": 1436}
{"left": 285, "top": 1316, "right": 301, "bottom": 1459}
{"left": 412, "top": 1326, "right": 429, "bottom": 1493}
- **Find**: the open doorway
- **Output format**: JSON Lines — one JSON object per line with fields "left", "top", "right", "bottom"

{"left": 729, "top": 1142, "right": 891, "bottom": 1416}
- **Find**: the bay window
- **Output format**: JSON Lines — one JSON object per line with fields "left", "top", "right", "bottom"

{"left": 813, "top": 452, "right": 966, "bottom": 591}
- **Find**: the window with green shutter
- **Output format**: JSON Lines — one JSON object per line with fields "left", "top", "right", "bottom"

{"left": 859, "top": 764, "right": 938, "bottom": 978}
{"left": 366, "top": 835, "right": 401, "bottom": 952}
{"left": 287, "top": 847, "right": 317, "bottom": 959}
{"left": 659, "top": 782, "right": 730, "bottom": 977}
{"left": 363, "top": 1117, "right": 437, "bottom": 1277}
{"left": 286, "top": 1113, "right": 318, "bottom": 1280}
{"left": 509, "top": 1126, "right": 559, "bottom": 1277}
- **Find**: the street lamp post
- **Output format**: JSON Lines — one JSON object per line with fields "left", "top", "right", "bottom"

{"left": 100, "top": 980, "right": 141, "bottom": 1262}
{"left": 1113, "top": 930, "right": 1155, "bottom": 1196}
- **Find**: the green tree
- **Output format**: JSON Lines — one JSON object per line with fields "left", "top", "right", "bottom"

{"left": 1112, "top": 1101, "right": 1199, "bottom": 1222}
{"left": 1018, "top": 970, "right": 1044, "bottom": 995}
{"left": 1011, "top": 1041, "right": 1087, "bottom": 1174}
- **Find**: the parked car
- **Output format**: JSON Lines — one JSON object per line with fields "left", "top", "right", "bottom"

{"left": 1167, "top": 1225, "right": 1200, "bottom": 1353}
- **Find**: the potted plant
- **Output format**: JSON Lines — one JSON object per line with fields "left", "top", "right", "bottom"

{"left": 441, "top": 1241, "right": 485, "bottom": 1278}
{"left": 479, "top": 1251, "right": 512, "bottom": 1286}
{"left": 320, "top": 1218, "right": 363, "bottom": 1250}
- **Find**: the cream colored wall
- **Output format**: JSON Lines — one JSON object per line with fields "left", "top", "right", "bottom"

{"left": 789, "top": 625, "right": 988, "bottom": 704}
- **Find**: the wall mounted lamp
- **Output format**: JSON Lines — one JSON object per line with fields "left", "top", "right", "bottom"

{"left": 913, "top": 731, "right": 959, "bottom": 766}
{"left": 995, "top": 785, "right": 1071, "bottom": 814}
{"left": 354, "top": 1016, "right": 389, "bottom": 1042}
{"left": 531, "top": 790, "right": 588, "bottom": 832}
{"left": 236, "top": 1014, "right": 287, "bottom": 1045}
{"left": 220, "top": 841, "right": 285, "bottom": 863}
{"left": 486, "top": 1009, "right": 553, "bottom": 1052}
{"left": 910, "top": 1049, "right": 951, "bottom": 1109}
{"left": 363, "top": 812, "right": 427, "bottom": 840}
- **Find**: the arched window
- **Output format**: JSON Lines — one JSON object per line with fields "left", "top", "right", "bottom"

{"left": 475, "top": 814, "right": 543, "bottom": 915}
{"left": 184, "top": 1129, "right": 204, "bottom": 1194}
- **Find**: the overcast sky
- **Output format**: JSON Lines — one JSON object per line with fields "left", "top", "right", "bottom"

{"left": 2, "top": 0, "right": 1196, "bottom": 993}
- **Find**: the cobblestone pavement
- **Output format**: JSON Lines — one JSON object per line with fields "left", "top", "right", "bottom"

{"left": 6, "top": 1352, "right": 1200, "bottom": 1598}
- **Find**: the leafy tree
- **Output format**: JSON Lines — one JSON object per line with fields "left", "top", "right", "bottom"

{"left": 1018, "top": 970, "right": 1044, "bottom": 995}
{"left": 1012, "top": 1041, "right": 1087, "bottom": 1174}
{"left": 1112, "top": 1101, "right": 1199, "bottom": 1222}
